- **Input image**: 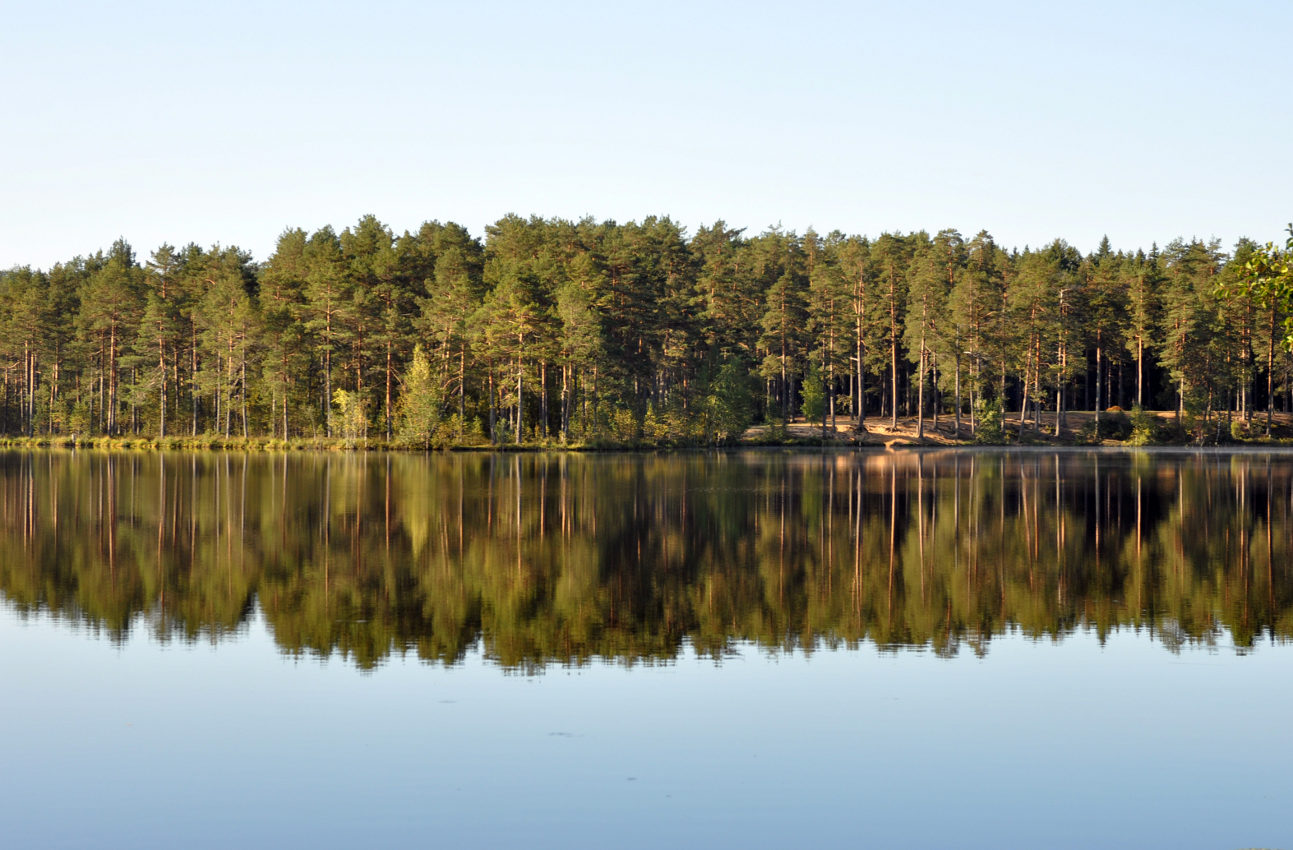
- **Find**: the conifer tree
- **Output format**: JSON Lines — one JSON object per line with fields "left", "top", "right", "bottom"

{"left": 904, "top": 238, "right": 952, "bottom": 438}
{"left": 259, "top": 228, "right": 312, "bottom": 437}
{"left": 950, "top": 232, "right": 1006, "bottom": 434}
{"left": 869, "top": 233, "right": 912, "bottom": 428}
{"left": 303, "top": 227, "right": 348, "bottom": 435}
{"left": 132, "top": 244, "right": 185, "bottom": 437}
{"left": 1008, "top": 249, "right": 1060, "bottom": 432}
{"left": 835, "top": 235, "right": 873, "bottom": 430}
{"left": 412, "top": 222, "right": 486, "bottom": 438}
{"left": 0, "top": 267, "right": 49, "bottom": 434}
{"left": 77, "top": 240, "right": 144, "bottom": 434}
{"left": 1120, "top": 250, "right": 1161, "bottom": 409}
{"left": 806, "top": 231, "right": 852, "bottom": 435}
{"left": 755, "top": 231, "right": 808, "bottom": 425}
{"left": 1158, "top": 238, "right": 1224, "bottom": 429}
{"left": 1083, "top": 249, "right": 1128, "bottom": 436}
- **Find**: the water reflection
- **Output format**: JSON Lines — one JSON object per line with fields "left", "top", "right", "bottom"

{"left": 2, "top": 449, "right": 1290, "bottom": 667}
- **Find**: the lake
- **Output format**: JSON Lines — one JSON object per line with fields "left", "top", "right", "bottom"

{"left": 1, "top": 448, "right": 1290, "bottom": 849}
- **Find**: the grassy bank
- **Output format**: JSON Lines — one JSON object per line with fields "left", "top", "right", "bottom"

{"left": 0, "top": 433, "right": 719, "bottom": 453}
{"left": 744, "top": 409, "right": 1293, "bottom": 448}
{"left": 2, "top": 410, "right": 1292, "bottom": 452}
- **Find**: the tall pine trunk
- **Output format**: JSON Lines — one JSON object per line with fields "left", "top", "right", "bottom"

{"left": 107, "top": 323, "right": 117, "bottom": 435}
{"left": 1268, "top": 304, "right": 1277, "bottom": 436}
{"left": 1094, "top": 331, "right": 1103, "bottom": 439}
{"left": 159, "top": 340, "right": 167, "bottom": 438}
{"left": 385, "top": 340, "right": 393, "bottom": 441}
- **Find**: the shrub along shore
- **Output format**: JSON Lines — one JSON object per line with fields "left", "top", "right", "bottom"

{"left": 3, "top": 408, "right": 1290, "bottom": 452}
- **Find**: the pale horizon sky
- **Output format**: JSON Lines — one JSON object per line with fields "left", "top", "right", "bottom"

{"left": 4, "top": 0, "right": 1291, "bottom": 270}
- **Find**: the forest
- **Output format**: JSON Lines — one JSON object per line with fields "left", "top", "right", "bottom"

{"left": 1, "top": 215, "right": 1291, "bottom": 446}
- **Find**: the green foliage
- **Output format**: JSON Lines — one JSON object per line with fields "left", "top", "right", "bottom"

{"left": 761, "top": 422, "right": 789, "bottom": 443}
{"left": 603, "top": 408, "right": 639, "bottom": 446}
{"left": 396, "top": 345, "right": 444, "bottom": 448}
{"left": 972, "top": 397, "right": 1004, "bottom": 444}
{"left": 66, "top": 398, "right": 92, "bottom": 437}
{"left": 1128, "top": 406, "right": 1161, "bottom": 445}
{"left": 331, "top": 388, "right": 369, "bottom": 444}
{"left": 4, "top": 218, "right": 1293, "bottom": 449}
{"left": 1176, "top": 404, "right": 1204, "bottom": 444}
{"left": 1235, "top": 224, "right": 1293, "bottom": 350}
{"left": 800, "top": 363, "right": 825, "bottom": 423}
{"left": 1014, "top": 426, "right": 1047, "bottom": 445}
{"left": 1075, "top": 415, "right": 1130, "bottom": 445}
{"left": 641, "top": 406, "right": 670, "bottom": 445}
{"left": 1101, "top": 410, "right": 1133, "bottom": 441}
{"left": 702, "top": 357, "right": 756, "bottom": 444}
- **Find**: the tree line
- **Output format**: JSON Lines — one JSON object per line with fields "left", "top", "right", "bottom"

{"left": 2, "top": 215, "right": 1291, "bottom": 445}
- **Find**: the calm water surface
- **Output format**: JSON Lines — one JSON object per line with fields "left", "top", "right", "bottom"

{"left": 1, "top": 449, "right": 1290, "bottom": 849}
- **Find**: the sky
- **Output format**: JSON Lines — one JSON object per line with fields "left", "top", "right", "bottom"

{"left": 3, "top": 0, "right": 1291, "bottom": 269}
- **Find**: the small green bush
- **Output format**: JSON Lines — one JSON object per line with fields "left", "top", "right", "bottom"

{"left": 763, "top": 422, "right": 789, "bottom": 443}
{"left": 1128, "top": 406, "right": 1161, "bottom": 446}
{"left": 800, "top": 365, "right": 825, "bottom": 423}
{"left": 973, "top": 398, "right": 1005, "bottom": 445}
{"left": 1101, "top": 410, "right": 1133, "bottom": 441}
{"left": 1075, "top": 410, "right": 1132, "bottom": 444}
{"left": 1016, "top": 427, "right": 1047, "bottom": 445}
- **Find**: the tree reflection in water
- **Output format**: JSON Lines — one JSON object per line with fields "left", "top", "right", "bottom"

{"left": 1, "top": 449, "right": 1290, "bottom": 668}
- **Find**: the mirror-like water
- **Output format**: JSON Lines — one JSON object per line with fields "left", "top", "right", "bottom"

{"left": 1, "top": 449, "right": 1290, "bottom": 848}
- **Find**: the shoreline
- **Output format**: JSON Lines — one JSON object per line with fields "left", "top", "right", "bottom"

{"left": 1, "top": 409, "right": 1291, "bottom": 453}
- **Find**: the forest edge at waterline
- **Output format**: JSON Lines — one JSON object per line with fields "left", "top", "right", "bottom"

{"left": 1, "top": 409, "right": 1291, "bottom": 452}
{"left": 4, "top": 218, "right": 1293, "bottom": 450}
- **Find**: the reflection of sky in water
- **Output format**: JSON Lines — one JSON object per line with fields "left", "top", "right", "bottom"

{"left": 3, "top": 603, "right": 1288, "bottom": 850}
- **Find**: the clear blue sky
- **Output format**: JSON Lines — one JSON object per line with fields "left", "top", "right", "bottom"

{"left": 4, "top": 0, "right": 1290, "bottom": 269}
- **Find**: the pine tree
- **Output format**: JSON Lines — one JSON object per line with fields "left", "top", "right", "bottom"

{"left": 904, "top": 238, "right": 951, "bottom": 438}
{"left": 77, "top": 240, "right": 144, "bottom": 434}
{"left": 1083, "top": 249, "right": 1128, "bottom": 437}
{"left": 130, "top": 244, "right": 185, "bottom": 437}
{"left": 259, "top": 228, "right": 312, "bottom": 437}
{"left": 303, "top": 227, "right": 348, "bottom": 435}
{"left": 482, "top": 215, "right": 554, "bottom": 442}
{"left": 194, "top": 247, "right": 259, "bottom": 438}
{"left": 925, "top": 230, "right": 965, "bottom": 435}
{"left": 1120, "top": 250, "right": 1161, "bottom": 410}
{"left": 556, "top": 247, "right": 607, "bottom": 440}
{"left": 870, "top": 233, "right": 912, "bottom": 428}
{"left": 691, "top": 220, "right": 756, "bottom": 360}
{"left": 343, "top": 215, "right": 407, "bottom": 439}
{"left": 805, "top": 231, "right": 852, "bottom": 435}
{"left": 835, "top": 235, "right": 873, "bottom": 430}
{"left": 1008, "top": 249, "right": 1059, "bottom": 433}
{"left": 412, "top": 221, "right": 486, "bottom": 439}
{"left": 1158, "top": 238, "right": 1225, "bottom": 431}
{"left": 0, "top": 267, "right": 48, "bottom": 434}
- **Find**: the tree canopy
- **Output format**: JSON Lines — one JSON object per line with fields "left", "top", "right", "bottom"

{"left": 1, "top": 216, "right": 1290, "bottom": 444}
